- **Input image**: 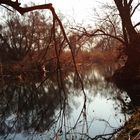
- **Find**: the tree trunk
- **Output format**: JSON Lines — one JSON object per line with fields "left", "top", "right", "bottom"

{"left": 114, "top": 0, "right": 139, "bottom": 43}
{"left": 112, "top": 0, "right": 140, "bottom": 93}
{"left": 113, "top": 0, "right": 140, "bottom": 75}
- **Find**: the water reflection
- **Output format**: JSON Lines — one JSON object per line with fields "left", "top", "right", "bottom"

{"left": 114, "top": 69, "right": 140, "bottom": 107}
{"left": 0, "top": 65, "right": 132, "bottom": 140}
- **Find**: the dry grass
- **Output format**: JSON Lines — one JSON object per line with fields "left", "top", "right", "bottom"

{"left": 116, "top": 108, "right": 140, "bottom": 140}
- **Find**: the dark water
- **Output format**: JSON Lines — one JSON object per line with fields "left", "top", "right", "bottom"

{"left": 0, "top": 64, "right": 133, "bottom": 140}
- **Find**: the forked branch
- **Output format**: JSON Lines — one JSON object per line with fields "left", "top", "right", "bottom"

{"left": 0, "top": 0, "right": 52, "bottom": 15}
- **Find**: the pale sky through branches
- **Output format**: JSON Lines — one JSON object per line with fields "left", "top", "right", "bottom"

{"left": 2, "top": 0, "right": 140, "bottom": 26}
{"left": 19, "top": 0, "right": 140, "bottom": 26}
{"left": 20, "top": 0, "right": 111, "bottom": 25}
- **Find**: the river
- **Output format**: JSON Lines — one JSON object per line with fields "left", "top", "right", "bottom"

{"left": 0, "top": 64, "right": 134, "bottom": 140}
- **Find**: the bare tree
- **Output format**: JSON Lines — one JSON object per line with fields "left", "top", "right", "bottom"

{"left": 113, "top": 0, "right": 140, "bottom": 70}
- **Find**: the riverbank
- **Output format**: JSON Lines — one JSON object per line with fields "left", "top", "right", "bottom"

{"left": 116, "top": 107, "right": 140, "bottom": 140}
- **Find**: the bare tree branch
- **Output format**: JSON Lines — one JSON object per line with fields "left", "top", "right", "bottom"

{"left": 134, "top": 22, "right": 140, "bottom": 28}
{"left": 0, "top": 0, "right": 52, "bottom": 15}
{"left": 124, "top": 0, "right": 128, "bottom": 7}
{"left": 128, "top": 0, "right": 133, "bottom": 6}
{"left": 0, "top": 4, "right": 13, "bottom": 12}
{"left": 71, "top": 27, "right": 125, "bottom": 45}
{"left": 131, "top": 3, "right": 140, "bottom": 17}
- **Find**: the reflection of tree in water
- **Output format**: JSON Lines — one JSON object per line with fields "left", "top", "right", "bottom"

{"left": 0, "top": 65, "right": 133, "bottom": 139}
{"left": 113, "top": 65, "right": 140, "bottom": 109}
{"left": 0, "top": 81, "right": 67, "bottom": 137}
{"left": 75, "top": 65, "right": 133, "bottom": 114}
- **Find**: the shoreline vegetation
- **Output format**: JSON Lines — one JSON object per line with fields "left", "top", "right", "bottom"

{"left": 0, "top": 46, "right": 120, "bottom": 82}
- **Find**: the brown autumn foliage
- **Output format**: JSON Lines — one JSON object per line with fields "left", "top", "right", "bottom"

{"left": 0, "top": 9, "right": 123, "bottom": 81}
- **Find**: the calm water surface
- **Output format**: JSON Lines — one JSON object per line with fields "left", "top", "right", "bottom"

{"left": 0, "top": 65, "right": 132, "bottom": 140}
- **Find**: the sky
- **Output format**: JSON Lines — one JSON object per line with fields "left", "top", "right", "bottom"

{"left": 19, "top": 0, "right": 140, "bottom": 27}
{"left": 1, "top": 0, "right": 139, "bottom": 26}
{"left": 20, "top": 0, "right": 112, "bottom": 25}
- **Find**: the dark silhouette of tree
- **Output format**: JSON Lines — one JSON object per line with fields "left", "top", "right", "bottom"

{"left": 0, "top": 0, "right": 52, "bottom": 15}
{"left": 0, "top": 11, "right": 53, "bottom": 61}
{"left": 111, "top": 1, "right": 140, "bottom": 119}
{"left": 114, "top": 0, "right": 139, "bottom": 44}
{"left": 113, "top": 0, "right": 140, "bottom": 70}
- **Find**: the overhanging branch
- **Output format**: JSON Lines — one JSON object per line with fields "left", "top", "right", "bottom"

{"left": 0, "top": 0, "right": 53, "bottom": 15}
{"left": 71, "top": 27, "right": 125, "bottom": 45}
{"left": 0, "top": 0, "right": 86, "bottom": 93}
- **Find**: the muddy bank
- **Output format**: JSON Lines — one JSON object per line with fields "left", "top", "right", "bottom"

{"left": 116, "top": 107, "right": 140, "bottom": 140}
{"left": 112, "top": 63, "right": 140, "bottom": 139}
